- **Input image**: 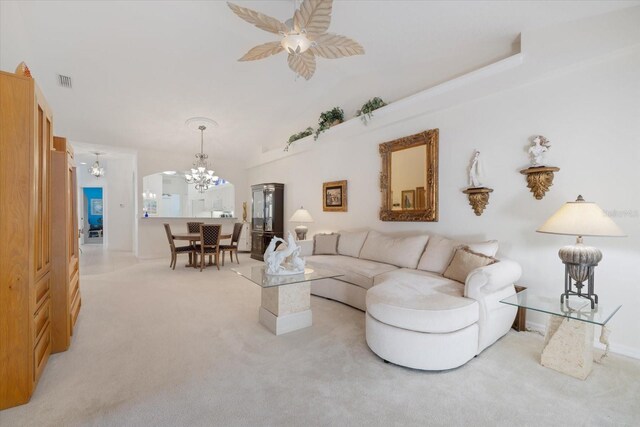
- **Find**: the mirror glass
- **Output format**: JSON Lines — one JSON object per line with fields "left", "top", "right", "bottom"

{"left": 390, "top": 145, "right": 426, "bottom": 210}
{"left": 142, "top": 172, "right": 235, "bottom": 218}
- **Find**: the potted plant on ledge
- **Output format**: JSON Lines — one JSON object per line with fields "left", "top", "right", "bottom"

{"left": 285, "top": 127, "right": 314, "bottom": 151}
{"left": 356, "top": 97, "right": 387, "bottom": 125}
{"left": 314, "top": 107, "right": 344, "bottom": 140}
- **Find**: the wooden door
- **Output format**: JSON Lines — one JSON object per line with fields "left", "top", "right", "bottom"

{"left": 31, "top": 85, "right": 52, "bottom": 384}
{"left": 68, "top": 162, "right": 81, "bottom": 333}
{"left": 33, "top": 87, "right": 52, "bottom": 282}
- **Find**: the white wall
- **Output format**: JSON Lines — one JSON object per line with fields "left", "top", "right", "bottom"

{"left": 0, "top": 1, "right": 35, "bottom": 72}
{"left": 76, "top": 153, "right": 136, "bottom": 251}
{"left": 247, "top": 48, "right": 640, "bottom": 357}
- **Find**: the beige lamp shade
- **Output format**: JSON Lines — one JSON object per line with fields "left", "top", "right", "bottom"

{"left": 536, "top": 195, "right": 625, "bottom": 237}
{"left": 289, "top": 207, "right": 314, "bottom": 223}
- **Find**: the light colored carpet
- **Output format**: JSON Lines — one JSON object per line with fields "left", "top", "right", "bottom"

{"left": 1, "top": 248, "right": 639, "bottom": 427}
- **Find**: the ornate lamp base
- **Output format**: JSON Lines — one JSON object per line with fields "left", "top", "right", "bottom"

{"left": 294, "top": 225, "right": 308, "bottom": 241}
{"left": 559, "top": 237, "right": 602, "bottom": 309}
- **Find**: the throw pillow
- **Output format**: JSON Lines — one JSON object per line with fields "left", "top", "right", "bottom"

{"left": 443, "top": 246, "right": 497, "bottom": 283}
{"left": 417, "top": 236, "right": 499, "bottom": 274}
{"left": 313, "top": 233, "right": 339, "bottom": 255}
{"left": 337, "top": 230, "right": 369, "bottom": 258}
{"left": 358, "top": 230, "right": 429, "bottom": 269}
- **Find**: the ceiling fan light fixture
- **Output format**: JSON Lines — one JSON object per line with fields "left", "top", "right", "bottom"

{"left": 281, "top": 31, "right": 313, "bottom": 55}
{"left": 228, "top": 0, "right": 364, "bottom": 80}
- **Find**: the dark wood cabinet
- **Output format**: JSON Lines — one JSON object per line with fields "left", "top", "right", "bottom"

{"left": 250, "top": 183, "right": 284, "bottom": 260}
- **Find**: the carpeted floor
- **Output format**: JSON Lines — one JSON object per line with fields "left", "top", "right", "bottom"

{"left": 1, "top": 247, "right": 639, "bottom": 426}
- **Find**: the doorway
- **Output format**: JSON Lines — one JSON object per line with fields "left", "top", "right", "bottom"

{"left": 83, "top": 187, "right": 103, "bottom": 244}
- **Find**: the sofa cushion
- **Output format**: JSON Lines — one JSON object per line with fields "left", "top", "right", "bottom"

{"left": 417, "top": 235, "right": 499, "bottom": 274}
{"left": 443, "top": 247, "right": 497, "bottom": 283}
{"left": 366, "top": 269, "right": 479, "bottom": 333}
{"left": 313, "top": 233, "right": 339, "bottom": 255}
{"left": 337, "top": 230, "right": 369, "bottom": 258}
{"left": 307, "top": 255, "right": 397, "bottom": 290}
{"left": 359, "top": 231, "right": 429, "bottom": 269}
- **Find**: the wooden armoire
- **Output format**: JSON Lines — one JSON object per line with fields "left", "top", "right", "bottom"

{"left": 51, "top": 136, "right": 81, "bottom": 353}
{"left": 0, "top": 70, "right": 54, "bottom": 409}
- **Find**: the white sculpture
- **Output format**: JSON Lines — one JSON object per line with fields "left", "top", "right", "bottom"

{"left": 529, "top": 135, "right": 551, "bottom": 166}
{"left": 468, "top": 150, "right": 483, "bottom": 188}
{"left": 264, "top": 232, "right": 306, "bottom": 275}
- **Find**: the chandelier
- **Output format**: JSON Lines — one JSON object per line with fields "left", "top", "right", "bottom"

{"left": 185, "top": 125, "right": 218, "bottom": 193}
{"left": 89, "top": 153, "right": 105, "bottom": 178}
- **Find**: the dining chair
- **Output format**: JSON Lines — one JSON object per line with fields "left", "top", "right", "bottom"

{"left": 186, "top": 222, "right": 203, "bottom": 265}
{"left": 187, "top": 222, "right": 204, "bottom": 233}
{"left": 195, "top": 224, "right": 221, "bottom": 271}
{"left": 220, "top": 222, "right": 244, "bottom": 266}
{"left": 163, "top": 224, "right": 194, "bottom": 270}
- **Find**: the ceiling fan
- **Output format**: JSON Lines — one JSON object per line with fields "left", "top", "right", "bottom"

{"left": 227, "top": 0, "right": 364, "bottom": 80}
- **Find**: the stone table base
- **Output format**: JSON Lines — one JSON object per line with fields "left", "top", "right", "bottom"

{"left": 259, "top": 282, "right": 312, "bottom": 335}
{"left": 541, "top": 316, "right": 594, "bottom": 380}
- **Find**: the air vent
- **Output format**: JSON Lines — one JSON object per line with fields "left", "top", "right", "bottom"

{"left": 57, "top": 74, "right": 72, "bottom": 88}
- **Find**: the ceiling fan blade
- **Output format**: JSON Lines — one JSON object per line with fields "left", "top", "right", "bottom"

{"left": 227, "top": 2, "right": 288, "bottom": 35}
{"left": 287, "top": 51, "right": 316, "bottom": 80}
{"left": 310, "top": 33, "right": 365, "bottom": 59}
{"left": 238, "top": 41, "right": 284, "bottom": 61}
{"left": 294, "top": 0, "right": 333, "bottom": 38}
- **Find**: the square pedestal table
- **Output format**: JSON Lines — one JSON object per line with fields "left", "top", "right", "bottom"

{"left": 233, "top": 265, "right": 343, "bottom": 335}
{"left": 501, "top": 289, "right": 621, "bottom": 380}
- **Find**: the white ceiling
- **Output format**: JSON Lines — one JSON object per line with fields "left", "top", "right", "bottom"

{"left": 16, "top": 0, "right": 639, "bottom": 159}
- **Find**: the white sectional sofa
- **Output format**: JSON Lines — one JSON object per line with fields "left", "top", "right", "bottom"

{"left": 299, "top": 230, "right": 521, "bottom": 370}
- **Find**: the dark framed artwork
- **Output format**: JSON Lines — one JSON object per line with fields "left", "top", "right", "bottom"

{"left": 323, "top": 180, "right": 347, "bottom": 212}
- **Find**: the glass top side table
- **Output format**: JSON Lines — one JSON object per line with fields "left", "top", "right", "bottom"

{"left": 500, "top": 289, "right": 622, "bottom": 380}
{"left": 233, "top": 265, "right": 343, "bottom": 335}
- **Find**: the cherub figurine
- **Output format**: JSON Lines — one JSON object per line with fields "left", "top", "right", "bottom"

{"left": 529, "top": 136, "right": 551, "bottom": 166}
{"left": 468, "top": 150, "right": 483, "bottom": 188}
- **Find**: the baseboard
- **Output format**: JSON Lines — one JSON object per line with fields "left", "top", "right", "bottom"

{"left": 525, "top": 320, "right": 640, "bottom": 360}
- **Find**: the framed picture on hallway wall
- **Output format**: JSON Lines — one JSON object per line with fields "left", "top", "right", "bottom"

{"left": 91, "top": 199, "right": 103, "bottom": 215}
{"left": 323, "top": 180, "right": 348, "bottom": 212}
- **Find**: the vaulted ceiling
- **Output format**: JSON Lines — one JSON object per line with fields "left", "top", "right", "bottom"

{"left": 13, "top": 0, "right": 639, "bottom": 159}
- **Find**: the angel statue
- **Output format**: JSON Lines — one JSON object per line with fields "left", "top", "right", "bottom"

{"left": 529, "top": 136, "right": 551, "bottom": 166}
{"left": 468, "top": 150, "right": 484, "bottom": 188}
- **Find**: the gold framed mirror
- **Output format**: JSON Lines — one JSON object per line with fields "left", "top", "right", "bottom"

{"left": 379, "top": 129, "right": 438, "bottom": 221}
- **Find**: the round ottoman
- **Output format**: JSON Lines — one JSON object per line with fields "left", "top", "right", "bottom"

{"left": 365, "top": 279, "right": 480, "bottom": 370}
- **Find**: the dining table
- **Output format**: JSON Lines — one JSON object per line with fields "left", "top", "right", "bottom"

{"left": 172, "top": 232, "right": 232, "bottom": 268}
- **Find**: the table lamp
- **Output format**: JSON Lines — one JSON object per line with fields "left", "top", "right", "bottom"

{"left": 289, "top": 207, "right": 314, "bottom": 240}
{"left": 536, "top": 195, "right": 625, "bottom": 308}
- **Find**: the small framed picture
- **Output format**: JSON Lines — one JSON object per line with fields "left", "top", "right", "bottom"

{"left": 401, "top": 190, "right": 415, "bottom": 210}
{"left": 323, "top": 180, "right": 348, "bottom": 212}
{"left": 91, "top": 199, "right": 103, "bottom": 215}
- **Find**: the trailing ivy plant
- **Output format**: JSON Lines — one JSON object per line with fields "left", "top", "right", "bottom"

{"left": 284, "top": 127, "right": 314, "bottom": 152}
{"left": 356, "top": 97, "right": 387, "bottom": 125}
{"left": 314, "top": 107, "right": 344, "bottom": 140}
